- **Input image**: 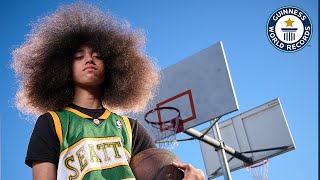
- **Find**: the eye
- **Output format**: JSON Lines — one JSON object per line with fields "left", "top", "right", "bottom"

{"left": 73, "top": 56, "right": 83, "bottom": 60}
{"left": 93, "top": 55, "right": 102, "bottom": 59}
{"left": 92, "top": 53, "right": 102, "bottom": 60}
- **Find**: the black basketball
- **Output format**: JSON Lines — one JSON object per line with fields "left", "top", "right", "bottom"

{"left": 130, "top": 148, "right": 184, "bottom": 180}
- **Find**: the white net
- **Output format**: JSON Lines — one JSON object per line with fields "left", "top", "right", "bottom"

{"left": 145, "top": 107, "right": 183, "bottom": 150}
{"left": 155, "top": 114, "right": 182, "bottom": 150}
{"left": 246, "top": 160, "right": 268, "bottom": 180}
{"left": 156, "top": 135, "right": 179, "bottom": 150}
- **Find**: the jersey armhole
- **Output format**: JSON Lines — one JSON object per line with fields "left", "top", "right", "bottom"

{"left": 122, "top": 116, "right": 133, "bottom": 153}
{"left": 48, "top": 111, "right": 63, "bottom": 147}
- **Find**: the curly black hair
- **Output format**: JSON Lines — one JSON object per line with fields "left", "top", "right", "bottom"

{"left": 11, "top": 2, "right": 160, "bottom": 116}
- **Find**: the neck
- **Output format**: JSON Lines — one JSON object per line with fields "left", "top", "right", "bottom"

{"left": 72, "top": 86, "right": 104, "bottom": 109}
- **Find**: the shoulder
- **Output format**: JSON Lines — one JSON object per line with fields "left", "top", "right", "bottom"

{"left": 30, "top": 112, "right": 57, "bottom": 142}
{"left": 35, "top": 111, "right": 64, "bottom": 130}
{"left": 126, "top": 117, "right": 150, "bottom": 136}
{"left": 124, "top": 117, "right": 144, "bottom": 129}
{"left": 127, "top": 117, "right": 138, "bottom": 126}
{"left": 35, "top": 112, "right": 54, "bottom": 125}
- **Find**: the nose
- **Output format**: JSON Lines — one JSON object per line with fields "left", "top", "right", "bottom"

{"left": 85, "top": 55, "right": 96, "bottom": 65}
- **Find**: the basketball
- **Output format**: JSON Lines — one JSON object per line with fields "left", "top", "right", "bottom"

{"left": 130, "top": 148, "right": 184, "bottom": 180}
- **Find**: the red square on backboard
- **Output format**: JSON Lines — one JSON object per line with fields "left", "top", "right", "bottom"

{"left": 156, "top": 89, "right": 196, "bottom": 132}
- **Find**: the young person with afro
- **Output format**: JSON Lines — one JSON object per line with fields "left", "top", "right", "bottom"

{"left": 12, "top": 2, "right": 204, "bottom": 180}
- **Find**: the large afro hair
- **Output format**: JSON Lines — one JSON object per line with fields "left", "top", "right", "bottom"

{"left": 11, "top": 2, "right": 160, "bottom": 116}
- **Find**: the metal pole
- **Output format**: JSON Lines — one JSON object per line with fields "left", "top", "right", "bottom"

{"left": 213, "top": 122, "right": 232, "bottom": 180}
{"left": 184, "top": 128, "right": 252, "bottom": 164}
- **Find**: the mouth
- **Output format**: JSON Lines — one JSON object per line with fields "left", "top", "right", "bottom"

{"left": 83, "top": 66, "right": 97, "bottom": 71}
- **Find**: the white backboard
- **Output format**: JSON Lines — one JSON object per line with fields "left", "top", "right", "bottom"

{"left": 199, "top": 99, "right": 295, "bottom": 179}
{"left": 133, "top": 41, "right": 238, "bottom": 140}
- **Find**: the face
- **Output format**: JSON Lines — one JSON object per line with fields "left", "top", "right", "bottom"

{"left": 72, "top": 44, "right": 105, "bottom": 87}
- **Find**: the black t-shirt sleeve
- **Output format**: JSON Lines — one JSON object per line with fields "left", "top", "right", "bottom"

{"left": 25, "top": 113, "right": 60, "bottom": 167}
{"left": 129, "top": 118, "right": 156, "bottom": 157}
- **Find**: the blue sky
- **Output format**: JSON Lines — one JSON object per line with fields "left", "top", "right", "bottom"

{"left": 1, "top": 0, "right": 318, "bottom": 179}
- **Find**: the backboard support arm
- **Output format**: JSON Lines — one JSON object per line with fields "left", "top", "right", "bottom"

{"left": 184, "top": 128, "right": 253, "bottom": 164}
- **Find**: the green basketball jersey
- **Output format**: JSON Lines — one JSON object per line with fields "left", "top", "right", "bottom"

{"left": 49, "top": 107, "right": 136, "bottom": 180}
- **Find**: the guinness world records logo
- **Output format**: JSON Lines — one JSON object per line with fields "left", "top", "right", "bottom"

{"left": 267, "top": 6, "right": 312, "bottom": 52}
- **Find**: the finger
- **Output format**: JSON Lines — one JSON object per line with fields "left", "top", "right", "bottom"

{"left": 172, "top": 162, "right": 193, "bottom": 170}
{"left": 172, "top": 162, "right": 183, "bottom": 168}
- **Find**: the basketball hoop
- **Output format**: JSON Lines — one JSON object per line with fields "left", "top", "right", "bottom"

{"left": 246, "top": 160, "right": 268, "bottom": 180}
{"left": 144, "top": 107, "right": 184, "bottom": 149}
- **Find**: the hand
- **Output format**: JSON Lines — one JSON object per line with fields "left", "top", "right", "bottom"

{"left": 172, "top": 162, "right": 205, "bottom": 180}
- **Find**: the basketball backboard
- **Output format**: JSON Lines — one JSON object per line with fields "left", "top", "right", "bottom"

{"left": 199, "top": 98, "right": 295, "bottom": 179}
{"left": 133, "top": 41, "right": 238, "bottom": 140}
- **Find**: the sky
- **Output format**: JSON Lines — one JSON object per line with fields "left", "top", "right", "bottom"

{"left": 0, "top": 0, "right": 318, "bottom": 180}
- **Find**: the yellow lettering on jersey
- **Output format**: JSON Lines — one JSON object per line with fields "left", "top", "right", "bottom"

{"left": 88, "top": 144, "right": 102, "bottom": 163}
{"left": 76, "top": 146, "right": 88, "bottom": 171}
{"left": 96, "top": 143, "right": 111, "bottom": 161}
{"left": 64, "top": 155, "right": 79, "bottom": 180}
{"left": 107, "top": 142, "right": 122, "bottom": 158}
{"left": 58, "top": 137, "right": 130, "bottom": 180}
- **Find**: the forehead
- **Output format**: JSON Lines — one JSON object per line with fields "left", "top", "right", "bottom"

{"left": 75, "top": 44, "right": 94, "bottom": 52}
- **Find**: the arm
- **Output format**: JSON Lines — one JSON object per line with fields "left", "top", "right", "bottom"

{"left": 130, "top": 118, "right": 156, "bottom": 157}
{"left": 173, "top": 162, "right": 205, "bottom": 180}
{"left": 26, "top": 113, "right": 60, "bottom": 179}
{"left": 32, "top": 162, "right": 57, "bottom": 180}
{"left": 26, "top": 113, "right": 60, "bottom": 167}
